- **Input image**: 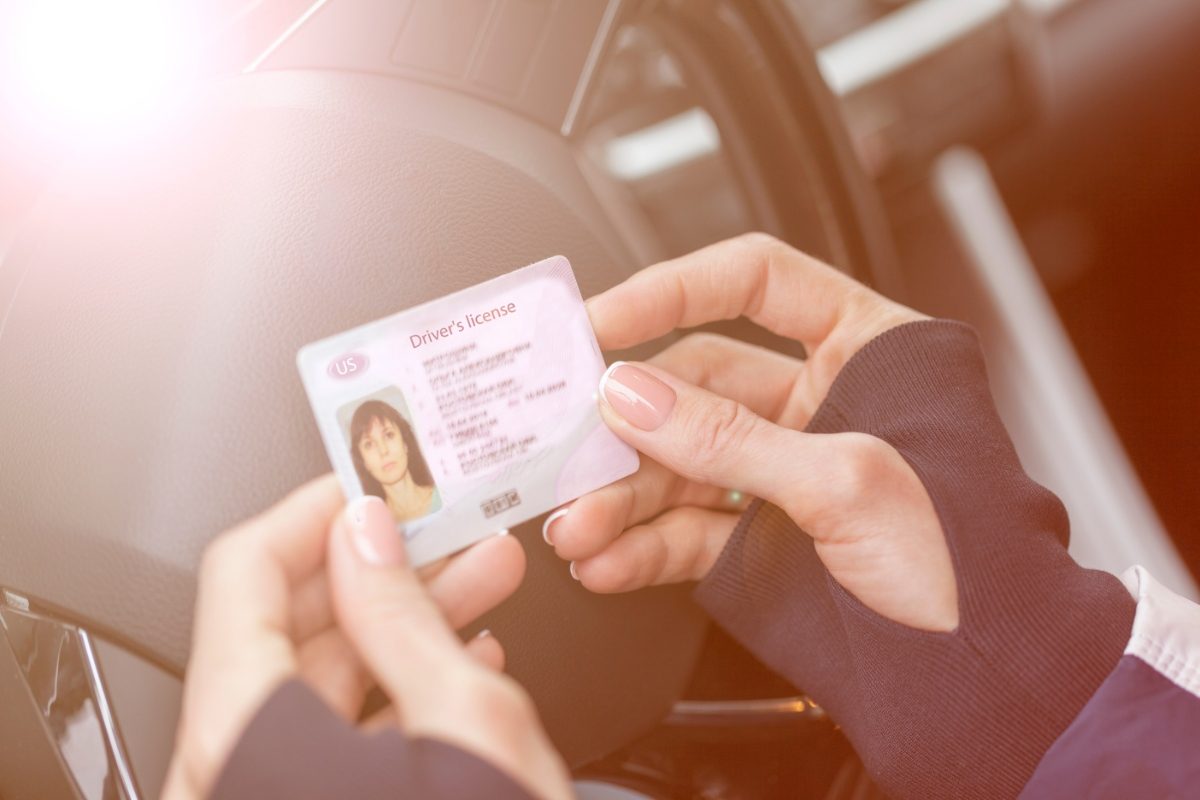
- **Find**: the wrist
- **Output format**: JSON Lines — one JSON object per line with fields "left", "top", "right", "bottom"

{"left": 692, "top": 318, "right": 1137, "bottom": 798}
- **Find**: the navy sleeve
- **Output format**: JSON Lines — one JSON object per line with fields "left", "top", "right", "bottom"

{"left": 1020, "top": 656, "right": 1200, "bottom": 798}
{"left": 1022, "top": 565, "right": 1200, "bottom": 797}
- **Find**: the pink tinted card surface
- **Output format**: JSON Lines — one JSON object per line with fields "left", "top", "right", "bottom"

{"left": 297, "top": 256, "right": 639, "bottom": 567}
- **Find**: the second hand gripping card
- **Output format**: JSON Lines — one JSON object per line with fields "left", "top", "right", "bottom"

{"left": 297, "top": 255, "right": 639, "bottom": 568}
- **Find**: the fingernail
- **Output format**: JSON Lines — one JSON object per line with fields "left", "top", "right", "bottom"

{"left": 569, "top": 561, "right": 580, "bottom": 581}
{"left": 542, "top": 507, "right": 569, "bottom": 546}
{"left": 599, "top": 362, "right": 676, "bottom": 431}
{"left": 347, "top": 496, "right": 405, "bottom": 566}
{"left": 473, "top": 628, "right": 493, "bottom": 641}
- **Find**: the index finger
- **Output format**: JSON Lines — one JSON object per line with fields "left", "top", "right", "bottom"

{"left": 197, "top": 474, "right": 344, "bottom": 638}
{"left": 217, "top": 473, "right": 344, "bottom": 589}
{"left": 586, "top": 233, "right": 863, "bottom": 353}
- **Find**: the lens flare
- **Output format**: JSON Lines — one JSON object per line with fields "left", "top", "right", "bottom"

{"left": 9, "top": 0, "right": 194, "bottom": 138}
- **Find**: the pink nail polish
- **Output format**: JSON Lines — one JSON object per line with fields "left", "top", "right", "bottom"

{"left": 600, "top": 362, "right": 677, "bottom": 431}
{"left": 347, "top": 496, "right": 406, "bottom": 566}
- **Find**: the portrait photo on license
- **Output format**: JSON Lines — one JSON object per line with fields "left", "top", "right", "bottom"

{"left": 337, "top": 386, "right": 443, "bottom": 526}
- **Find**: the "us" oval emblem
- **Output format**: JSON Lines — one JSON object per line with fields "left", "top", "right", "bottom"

{"left": 327, "top": 353, "right": 369, "bottom": 380}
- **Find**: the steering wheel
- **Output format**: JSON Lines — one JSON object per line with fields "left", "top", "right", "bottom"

{"left": 0, "top": 0, "right": 895, "bottom": 793}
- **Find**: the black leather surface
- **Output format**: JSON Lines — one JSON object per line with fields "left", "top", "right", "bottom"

{"left": 250, "top": 0, "right": 616, "bottom": 130}
{"left": 0, "top": 71, "right": 705, "bottom": 765}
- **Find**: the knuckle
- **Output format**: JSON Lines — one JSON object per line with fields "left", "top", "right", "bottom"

{"left": 827, "top": 433, "right": 894, "bottom": 503}
{"left": 687, "top": 398, "right": 756, "bottom": 480}
{"left": 735, "top": 231, "right": 781, "bottom": 252}
{"left": 737, "top": 231, "right": 790, "bottom": 266}
{"left": 198, "top": 533, "right": 238, "bottom": 580}
{"left": 584, "top": 551, "right": 640, "bottom": 594}
{"left": 459, "top": 673, "right": 538, "bottom": 731}
{"left": 665, "top": 332, "right": 728, "bottom": 373}
{"left": 676, "top": 331, "right": 724, "bottom": 355}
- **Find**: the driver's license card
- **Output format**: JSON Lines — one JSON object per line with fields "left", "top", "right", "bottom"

{"left": 296, "top": 255, "right": 639, "bottom": 567}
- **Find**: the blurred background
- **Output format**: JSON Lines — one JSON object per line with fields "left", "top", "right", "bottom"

{"left": 1, "top": 3, "right": 1199, "bottom": 797}
{"left": 4, "top": 0, "right": 1196, "bottom": 574}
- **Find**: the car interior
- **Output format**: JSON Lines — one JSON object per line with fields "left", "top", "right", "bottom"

{"left": 1, "top": 0, "right": 1198, "bottom": 797}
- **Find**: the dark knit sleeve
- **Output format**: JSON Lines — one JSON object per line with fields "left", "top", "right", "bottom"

{"left": 210, "top": 679, "right": 536, "bottom": 800}
{"left": 694, "top": 319, "right": 1135, "bottom": 799}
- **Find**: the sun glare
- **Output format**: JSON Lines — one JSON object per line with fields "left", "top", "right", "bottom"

{"left": 10, "top": 0, "right": 195, "bottom": 139}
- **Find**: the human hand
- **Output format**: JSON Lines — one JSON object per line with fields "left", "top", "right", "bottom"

{"left": 165, "top": 475, "right": 569, "bottom": 800}
{"left": 548, "top": 233, "right": 1135, "bottom": 798}
{"left": 546, "top": 233, "right": 958, "bottom": 631}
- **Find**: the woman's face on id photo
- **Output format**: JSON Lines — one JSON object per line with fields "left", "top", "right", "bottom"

{"left": 358, "top": 417, "right": 408, "bottom": 486}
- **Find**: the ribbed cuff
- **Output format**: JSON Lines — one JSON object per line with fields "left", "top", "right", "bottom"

{"left": 692, "top": 319, "right": 1135, "bottom": 799}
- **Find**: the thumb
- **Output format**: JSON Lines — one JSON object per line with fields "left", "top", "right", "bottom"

{"left": 597, "top": 361, "right": 960, "bottom": 631}
{"left": 327, "top": 496, "right": 467, "bottom": 722}
{"left": 597, "top": 361, "right": 831, "bottom": 518}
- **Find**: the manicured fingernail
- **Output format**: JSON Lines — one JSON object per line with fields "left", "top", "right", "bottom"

{"left": 473, "top": 628, "right": 493, "bottom": 641}
{"left": 569, "top": 561, "right": 580, "bottom": 581}
{"left": 600, "top": 362, "right": 676, "bottom": 431}
{"left": 347, "top": 496, "right": 405, "bottom": 566}
{"left": 543, "top": 507, "right": 569, "bottom": 545}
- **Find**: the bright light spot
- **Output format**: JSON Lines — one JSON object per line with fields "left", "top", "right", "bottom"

{"left": 10, "top": 0, "right": 195, "bottom": 139}
{"left": 603, "top": 107, "right": 721, "bottom": 182}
